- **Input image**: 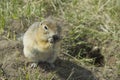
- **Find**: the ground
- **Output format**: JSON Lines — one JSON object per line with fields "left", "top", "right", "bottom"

{"left": 0, "top": 20, "right": 96, "bottom": 80}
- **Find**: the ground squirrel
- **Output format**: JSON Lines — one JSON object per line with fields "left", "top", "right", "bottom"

{"left": 23, "top": 18, "right": 61, "bottom": 68}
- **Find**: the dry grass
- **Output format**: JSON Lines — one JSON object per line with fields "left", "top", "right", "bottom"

{"left": 0, "top": 0, "right": 120, "bottom": 80}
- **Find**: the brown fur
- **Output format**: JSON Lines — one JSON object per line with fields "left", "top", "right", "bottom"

{"left": 23, "top": 18, "right": 61, "bottom": 67}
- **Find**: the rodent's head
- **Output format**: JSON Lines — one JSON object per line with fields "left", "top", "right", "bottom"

{"left": 38, "top": 20, "right": 61, "bottom": 44}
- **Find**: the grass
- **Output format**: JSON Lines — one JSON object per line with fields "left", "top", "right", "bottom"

{"left": 0, "top": 0, "right": 120, "bottom": 80}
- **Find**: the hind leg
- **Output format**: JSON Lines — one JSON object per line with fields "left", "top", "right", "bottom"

{"left": 24, "top": 48, "right": 39, "bottom": 68}
{"left": 47, "top": 53, "right": 57, "bottom": 68}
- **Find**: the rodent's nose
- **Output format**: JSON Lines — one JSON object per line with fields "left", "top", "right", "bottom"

{"left": 52, "top": 35, "right": 60, "bottom": 41}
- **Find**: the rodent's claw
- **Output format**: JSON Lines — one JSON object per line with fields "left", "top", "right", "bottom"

{"left": 48, "top": 38, "right": 54, "bottom": 43}
{"left": 30, "top": 63, "right": 38, "bottom": 68}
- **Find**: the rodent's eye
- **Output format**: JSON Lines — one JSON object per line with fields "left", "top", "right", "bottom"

{"left": 44, "top": 26, "right": 48, "bottom": 30}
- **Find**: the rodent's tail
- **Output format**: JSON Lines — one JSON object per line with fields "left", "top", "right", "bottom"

{"left": 17, "top": 33, "right": 24, "bottom": 42}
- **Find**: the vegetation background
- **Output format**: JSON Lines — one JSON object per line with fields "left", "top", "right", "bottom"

{"left": 0, "top": 0, "right": 120, "bottom": 80}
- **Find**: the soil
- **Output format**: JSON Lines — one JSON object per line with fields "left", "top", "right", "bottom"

{"left": 0, "top": 39, "right": 96, "bottom": 80}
